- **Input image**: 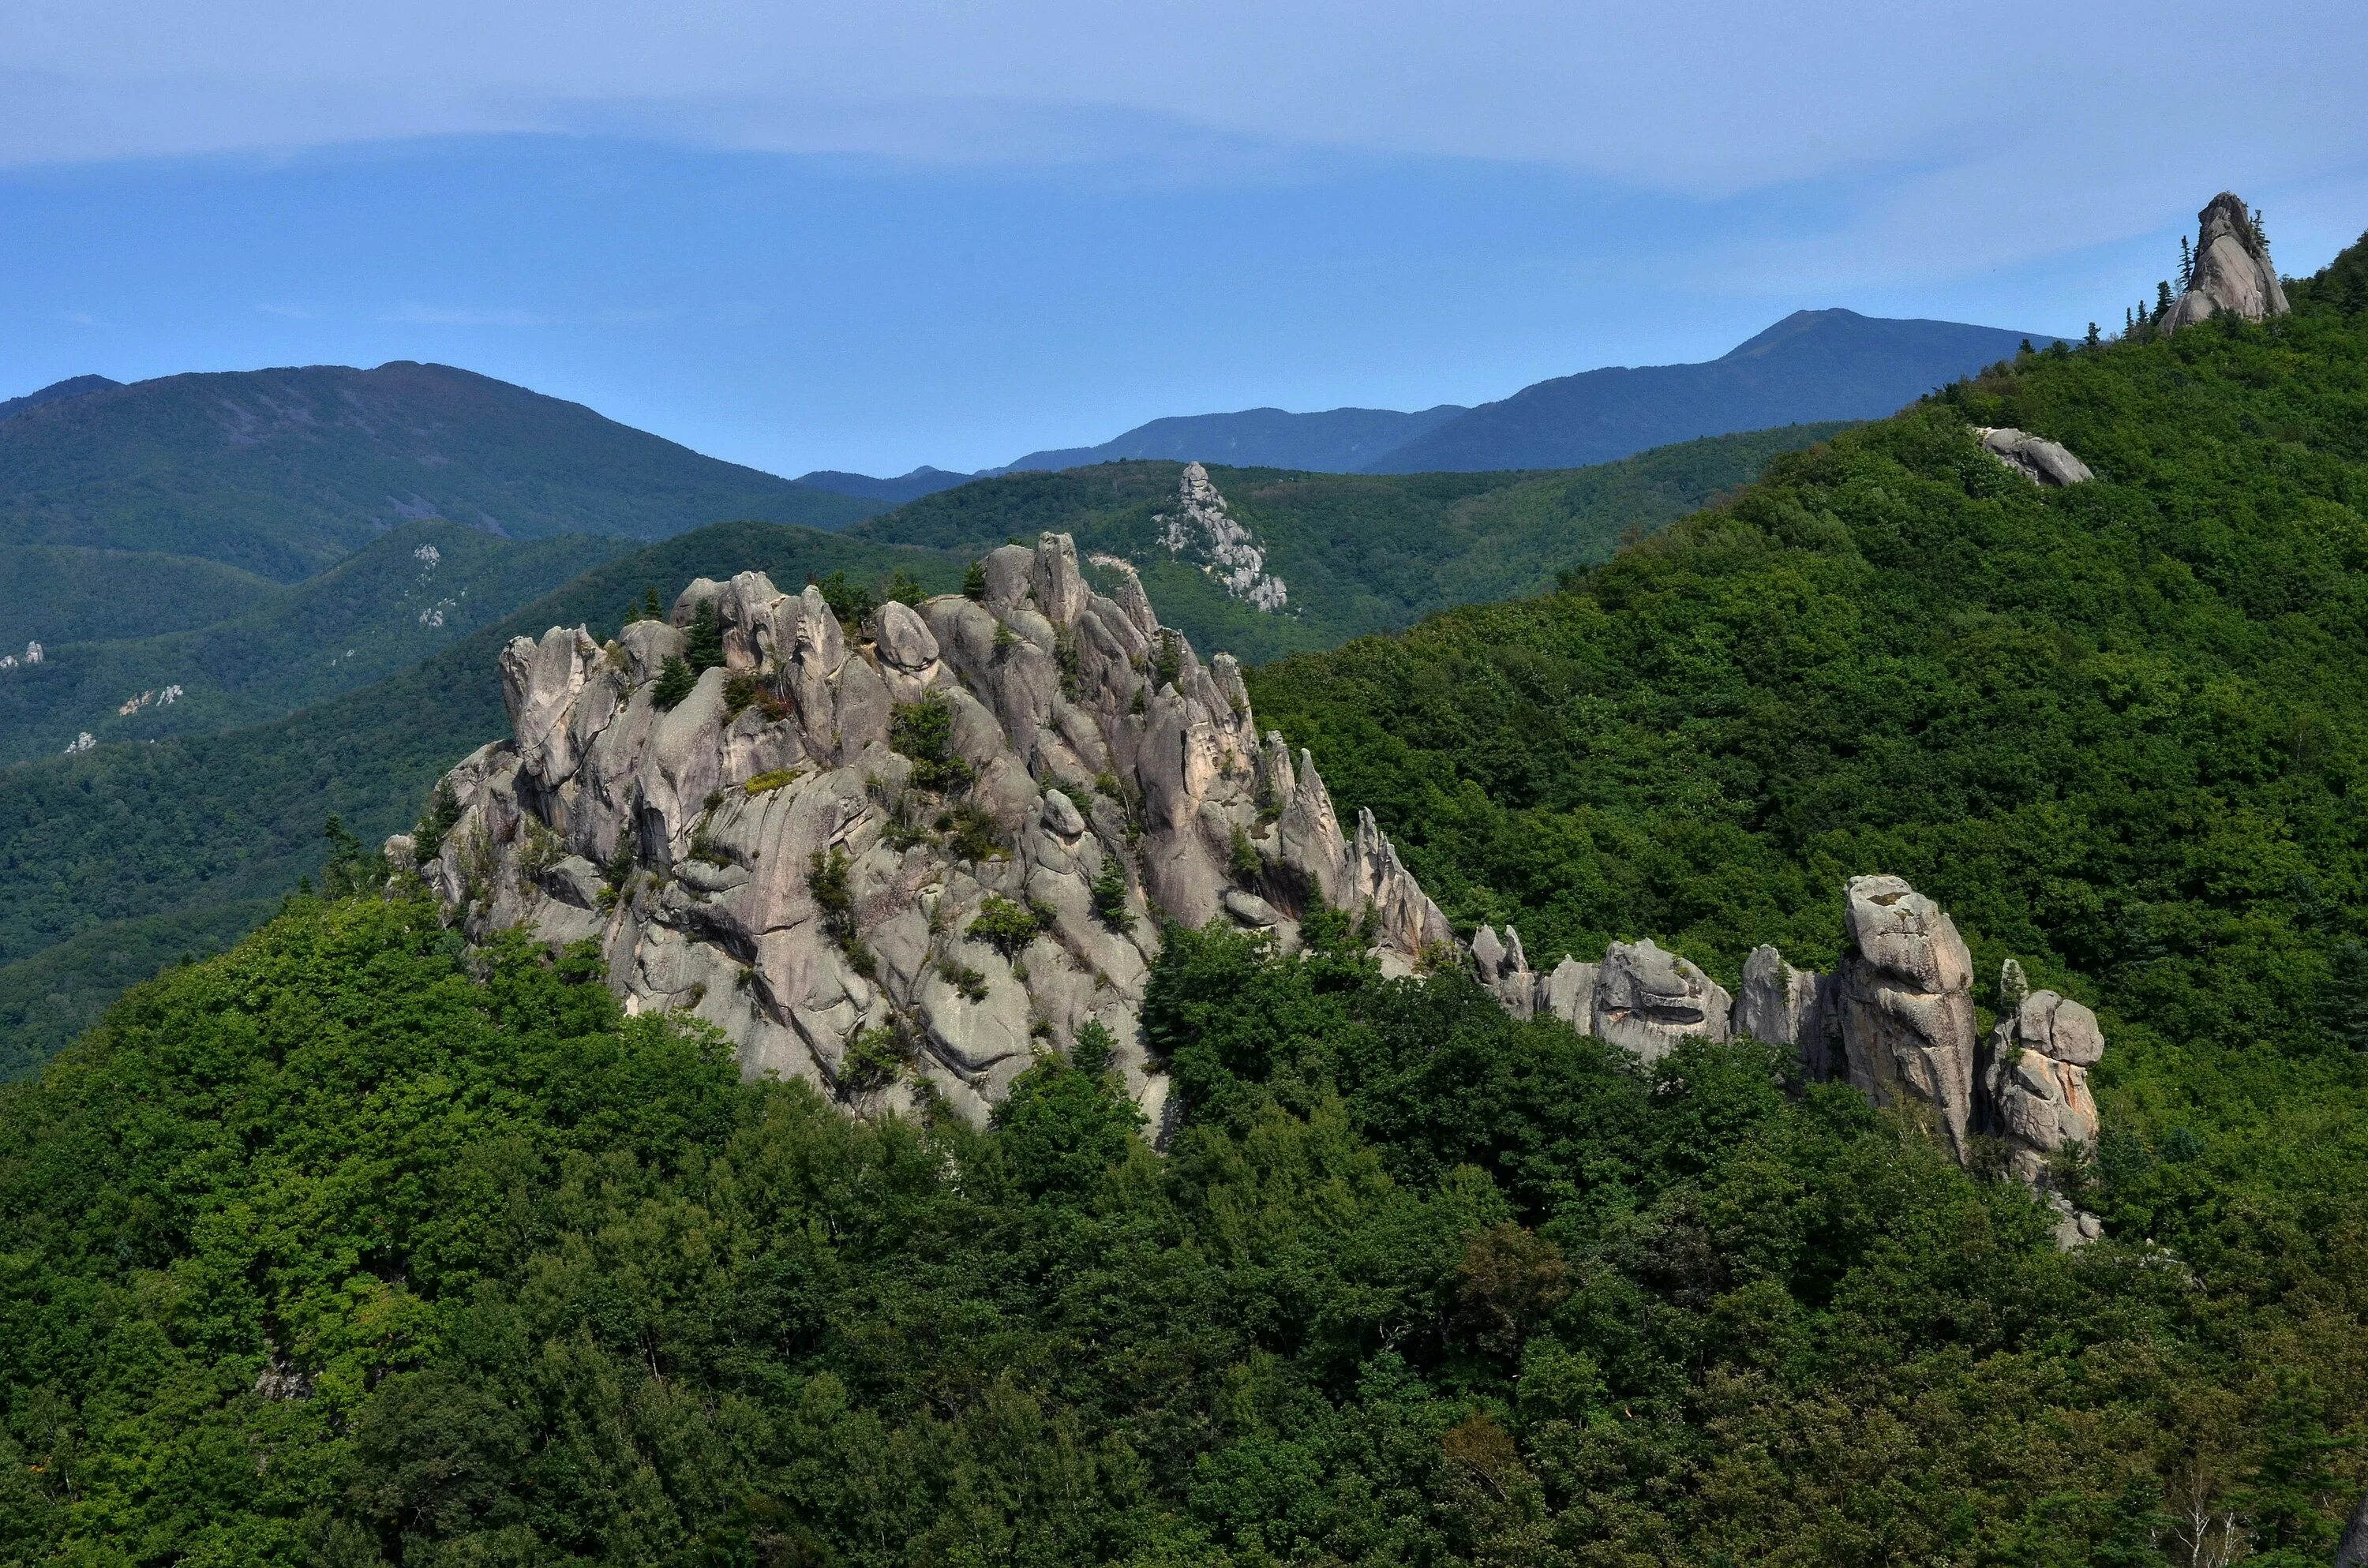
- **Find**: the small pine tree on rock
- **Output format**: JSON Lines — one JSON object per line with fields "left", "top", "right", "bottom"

{"left": 653, "top": 654, "right": 698, "bottom": 711}
{"left": 684, "top": 599, "right": 725, "bottom": 673}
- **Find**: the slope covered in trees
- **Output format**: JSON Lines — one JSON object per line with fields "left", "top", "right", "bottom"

{"left": 0, "top": 521, "right": 624, "bottom": 765}
{"left": 853, "top": 423, "right": 1849, "bottom": 662}
{"left": 0, "top": 523, "right": 962, "bottom": 1075}
{"left": 1, "top": 883, "right": 2360, "bottom": 1562}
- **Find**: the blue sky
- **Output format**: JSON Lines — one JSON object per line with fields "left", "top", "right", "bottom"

{"left": 3, "top": 2, "right": 2365, "bottom": 477}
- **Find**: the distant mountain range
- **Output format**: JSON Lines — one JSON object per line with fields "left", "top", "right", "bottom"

{"left": 0, "top": 362, "right": 882, "bottom": 582}
{"left": 798, "top": 308, "right": 2061, "bottom": 498}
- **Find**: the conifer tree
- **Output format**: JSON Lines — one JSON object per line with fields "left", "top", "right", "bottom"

{"left": 2178, "top": 235, "right": 2193, "bottom": 290}
{"left": 685, "top": 597, "right": 725, "bottom": 673}
{"left": 2085, "top": 321, "right": 2101, "bottom": 349}
{"left": 2155, "top": 280, "right": 2175, "bottom": 320}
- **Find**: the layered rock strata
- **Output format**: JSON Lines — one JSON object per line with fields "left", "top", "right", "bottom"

{"left": 404, "top": 532, "right": 1444, "bottom": 1128}
{"left": 2164, "top": 192, "right": 2289, "bottom": 332}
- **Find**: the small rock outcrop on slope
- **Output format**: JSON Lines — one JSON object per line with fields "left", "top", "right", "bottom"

{"left": 402, "top": 533, "right": 1444, "bottom": 1128}
{"left": 1973, "top": 426, "right": 2095, "bottom": 487}
{"left": 2163, "top": 192, "right": 2290, "bottom": 331}
{"left": 1493, "top": 873, "right": 2111, "bottom": 1241}
{"left": 1155, "top": 462, "right": 1290, "bottom": 612}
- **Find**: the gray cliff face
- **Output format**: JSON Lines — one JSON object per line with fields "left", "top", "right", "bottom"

{"left": 404, "top": 530, "right": 1446, "bottom": 1128}
{"left": 411, "top": 536, "right": 2110, "bottom": 1224}
{"left": 2164, "top": 192, "right": 2290, "bottom": 332}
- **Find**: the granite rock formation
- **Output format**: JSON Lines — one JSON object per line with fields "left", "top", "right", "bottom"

{"left": 1974, "top": 426, "right": 2095, "bottom": 487}
{"left": 403, "top": 532, "right": 1444, "bottom": 1128}
{"left": 1832, "top": 873, "right": 1982, "bottom": 1162}
{"left": 2164, "top": 192, "right": 2290, "bottom": 332}
{"left": 1156, "top": 462, "right": 1289, "bottom": 612}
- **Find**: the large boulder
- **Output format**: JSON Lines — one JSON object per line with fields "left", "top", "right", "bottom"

{"left": 1834, "top": 874, "right": 1979, "bottom": 1160}
{"left": 1979, "top": 980, "right": 2104, "bottom": 1185}
{"left": 2164, "top": 192, "right": 2290, "bottom": 331}
{"left": 1975, "top": 427, "right": 2094, "bottom": 487}
{"left": 1592, "top": 938, "right": 1730, "bottom": 1064}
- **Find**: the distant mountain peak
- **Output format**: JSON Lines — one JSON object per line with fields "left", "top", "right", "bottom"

{"left": 0, "top": 374, "right": 122, "bottom": 422}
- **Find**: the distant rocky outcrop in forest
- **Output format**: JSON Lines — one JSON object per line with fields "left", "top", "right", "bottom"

{"left": 1472, "top": 873, "right": 2108, "bottom": 1244}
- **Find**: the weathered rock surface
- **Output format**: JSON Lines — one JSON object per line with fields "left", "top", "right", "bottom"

{"left": 1974, "top": 426, "right": 2095, "bottom": 487}
{"left": 1834, "top": 873, "right": 1980, "bottom": 1162}
{"left": 1593, "top": 938, "right": 1732, "bottom": 1064}
{"left": 1737, "top": 944, "right": 1838, "bottom": 1079}
{"left": 1980, "top": 982, "right": 2104, "bottom": 1184}
{"left": 2164, "top": 192, "right": 2290, "bottom": 332}
{"left": 403, "top": 534, "right": 1443, "bottom": 1128}
{"left": 1156, "top": 462, "right": 1289, "bottom": 612}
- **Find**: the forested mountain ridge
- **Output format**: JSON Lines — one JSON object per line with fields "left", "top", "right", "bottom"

{"left": 0, "top": 361, "right": 882, "bottom": 581}
{"left": 0, "top": 520, "right": 624, "bottom": 764}
{"left": 850, "top": 422, "right": 1849, "bottom": 662}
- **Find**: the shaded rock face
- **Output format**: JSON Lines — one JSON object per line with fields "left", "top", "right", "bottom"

{"left": 1974, "top": 427, "right": 2094, "bottom": 487}
{"left": 1834, "top": 873, "right": 1980, "bottom": 1161}
{"left": 1738, "top": 945, "right": 1838, "bottom": 1079}
{"left": 1156, "top": 462, "right": 1289, "bottom": 612}
{"left": 2164, "top": 192, "right": 2290, "bottom": 331}
{"left": 407, "top": 533, "right": 1444, "bottom": 1128}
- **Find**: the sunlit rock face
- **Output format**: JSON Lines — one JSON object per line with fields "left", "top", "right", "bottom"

{"left": 2164, "top": 191, "right": 2290, "bottom": 331}
{"left": 403, "top": 533, "right": 1444, "bottom": 1130}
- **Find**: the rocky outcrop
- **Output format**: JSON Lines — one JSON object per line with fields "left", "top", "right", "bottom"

{"left": 1719, "top": 882, "right": 2110, "bottom": 1240}
{"left": 1979, "top": 979, "right": 2103, "bottom": 1185}
{"left": 1738, "top": 944, "right": 1838, "bottom": 1079}
{"left": 402, "top": 533, "right": 1442, "bottom": 1129}
{"left": 2164, "top": 192, "right": 2289, "bottom": 332}
{"left": 1974, "top": 427, "right": 2094, "bottom": 487}
{"left": 1832, "top": 874, "right": 1980, "bottom": 1161}
{"left": 1593, "top": 939, "right": 1733, "bottom": 1064}
{"left": 1156, "top": 463, "right": 1289, "bottom": 612}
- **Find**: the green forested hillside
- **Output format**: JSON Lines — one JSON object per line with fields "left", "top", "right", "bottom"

{"left": 0, "top": 521, "right": 624, "bottom": 764}
{"left": 1246, "top": 242, "right": 2368, "bottom": 1310}
{"left": 0, "top": 882, "right": 2356, "bottom": 1562}
{"left": 854, "top": 423, "right": 1849, "bottom": 662}
{"left": 0, "top": 523, "right": 961, "bottom": 1072}
{"left": 0, "top": 543, "right": 278, "bottom": 650}
{"left": 0, "top": 361, "right": 882, "bottom": 580}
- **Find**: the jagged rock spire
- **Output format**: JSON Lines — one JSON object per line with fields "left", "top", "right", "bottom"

{"left": 403, "top": 530, "right": 1446, "bottom": 1132}
{"left": 2164, "top": 192, "right": 2289, "bottom": 331}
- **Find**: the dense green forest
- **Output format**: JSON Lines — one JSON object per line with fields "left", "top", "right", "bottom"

{"left": 0, "top": 889, "right": 2359, "bottom": 1564}
{"left": 0, "top": 522, "right": 624, "bottom": 765}
{"left": 0, "top": 525, "right": 963, "bottom": 1075}
{"left": 0, "top": 544, "right": 277, "bottom": 651}
{"left": 852, "top": 424, "right": 1848, "bottom": 662}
